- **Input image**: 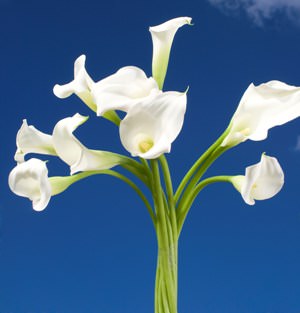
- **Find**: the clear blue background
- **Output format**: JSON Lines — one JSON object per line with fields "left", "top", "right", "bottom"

{"left": 0, "top": 0, "right": 300, "bottom": 312}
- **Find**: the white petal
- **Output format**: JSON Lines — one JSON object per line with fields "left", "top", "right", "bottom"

{"left": 52, "top": 113, "right": 88, "bottom": 167}
{"left": 14, "top": 119, "right": 56, "bottom": 162}
{"left": 70, "top": 149, "right": 122, "bottom": 175}
{"left": 8, "top": 158, "right": 52, "bottom": 211}
{"left": 222, "top": 81, "right": 300, "bottom": 146}
{"left": 91, "top": 66, "right": 160, "bottom": 116}
{"left": 52, "top": 113, "right": 121, "bottom": 174}
{"left": 120, "top": 91, "right": 187, "bottom": 159}
{"left": 241, "top": 154, "right": 284, "bottom": 205}
{"left": 149, "top": 17, "right": 192, "bottom": 88}
{"left": 53, "top": 55, "right": 96, "bottom": 111}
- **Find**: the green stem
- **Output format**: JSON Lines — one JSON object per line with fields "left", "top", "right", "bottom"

{"left": 159, "top": 156, "right": 177, "bottom": 228}
{"left": 119, "top": 156, "right": 152, "bottom": 187}
{"left": 50, "top": 169, "right": 156, "bottom": 227}
{"left": 177, "top": 146, "right": 228, "bottom": 221}
{"left": 140, "top": 157, "right": 150, "bottom": 171}
{"left": 174, "top": 125, "right": 230, "bottom": 204}
{"left": 159, "top": 155, "right": 178, "bottom": 294}
{"left": 151, "top": 159, "right": 178, "bottom": 313}
{"left": 121, "top": 163, "right": 150, "bottom": 187}
{"left": 102, "top": 110, "right": 121, "bottom": 126}
{"left": 177, "top": 175, "right": 231, "bottom": 235}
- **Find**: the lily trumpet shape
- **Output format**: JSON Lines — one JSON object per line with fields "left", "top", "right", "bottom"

{"left": 222, "top": 80, "right": 300, "bottom": 147}
{"left": 231, "top": 154, "right": 284, "bottom": 205}
{"left": 120, "top": 91, "right": 187, "bottom": 159}
{"left": 53, "top": 55, "right": 160, "bottom": 117}
{"left": 150, "top": 17, "right": 192, "bottom": 89}
{"left": 92, "top": 66, "right": 160, "bottom": 116}
{"left": 8, "top": 158, "right": 93, "bottom": 211}
{"left": 8, "top": 158, "right": 52, "bottom": 211}
{"left": 14, "top": 114, "right": 122, "bottom": 174}
{"left": 52, "top": 113, "right": 122, "bottom": 174}
{"left": 53, "top": 55, "right": 97, "bottom": 112}
{"left": 14, "top": 119, "right": 56, "bottom": 163}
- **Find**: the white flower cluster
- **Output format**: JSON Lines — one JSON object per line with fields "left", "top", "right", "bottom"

{"left": 8, "top": 17, "right": 300, "bottom": 212}
{"left": 8, "top": 17, "right": 191, "bottom": 211}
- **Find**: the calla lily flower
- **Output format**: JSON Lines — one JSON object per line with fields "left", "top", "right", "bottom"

{"left": 120, "top": 91, "right": 187, "bottom": 159}
{"left": 53, "top": 55, "right": 97, "bottom": 112}
{"left": 8, "top": 158, "right": 92, "bottom": 211}
{"left": 222, "top": 80, "right": 300, "bottom": 147}
{"left": 14, "top": 114, "right": 122, "bottom": 174}
{"left": 8, "top": 158, "right": 52, "bottom": 211}
{"left": 149, "top": 17, "right": 192, "bottom": 89}
{"left": 52, "top": 113, "right": 122, "bottom": 174}
{"left": 92, "top": 66, "right": 160, "bottom": 116}
{"left": 231, "top": 154, "right": 284, "bottom": 205}
{"left": 15, "top": 119, "right": 56, "bottom": 163}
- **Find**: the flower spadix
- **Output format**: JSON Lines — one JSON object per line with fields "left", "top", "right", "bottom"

{"left": 222, "top": 80, "right": 300, "bottom": 147}
{"left": 52, "top": 113, "right": 122, "bottom": 174}
{"left": 53, "top": 55, "right": 96, "bottom": 112}
{"left": 231, "top": 154, "right": 284, "bottom": 205}
{"left": 15, "top": 119, "right": 56, "bottom": 163}
{"left": 92, "top": 66, "right": 160, "bottom": 116}
{"left": 8, "top": 158, "right": 52, "bottom": 211}
{"left": 150, "top": 17, "right": 192, "bottom": 89}
{"left": 120, "top": 91, "right": 187, "bottom": 159}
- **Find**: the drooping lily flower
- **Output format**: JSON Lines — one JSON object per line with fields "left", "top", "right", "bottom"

{"left": 149, "top": 17, "right": 192, "bottom": 89}
{"left": 91, "top": 66, "right": 160, "bottom": 116}
{"left": 53, "top": 55, "right": 97, "bottom": 112}
{"left": 8, "top": 158, "right": 93, "bottom": 211}
{"left": 8, "top": 158, "right": 52, "bottom": 211}
{"left": 222, "top": 80, "right": 300, "bottom": 147}
{"left": 15, "top": 119, "right": 56, "bottom": 163}
{"left": 14, "top": 114, "right": 123, "bottom": 174}
{"left": 119, "top": 91, "right": 187, "bottom": 159}
{"left": 231, "top": 154, "right": 284, "bottom": 205}
{"left": 52, "top": 113, "right": 122, "bottom": 174}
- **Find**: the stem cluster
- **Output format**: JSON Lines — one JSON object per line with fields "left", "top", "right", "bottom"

{"left": 61, "top": 124, "right": 233, "bottom": 313}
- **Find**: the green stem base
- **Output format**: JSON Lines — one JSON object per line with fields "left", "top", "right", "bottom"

{"left": 155, "top": 240, "right": 178, "bottom": 313}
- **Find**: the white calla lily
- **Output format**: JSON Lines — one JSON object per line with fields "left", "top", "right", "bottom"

{"left": 14, "top": 114, "right": 122, "bottom": 174}
{"left": 231, "top": 154, "right": 284, "bottom": 205}
{"left": 120, "top": 91, "right": 187, "bottom": 159}
{"left": 53, "top": 55, "right": 96, "bottom": 112}
{"left": 150, "top": 17, "right": 192, "bottom": 89}
{"left": 91, "top": 66, "right": 160, "bottom": 116}
{"left": 15, "top": 119, "right": 56, "bottom": 163}
{"left": 52, "top": 113, "right": 122, "bottom": 174}
{"left": 8, "top": 158, "right": 52, "bottom": 211}
{"left": 222, "top": 80, "right": 300, "bottom": 147}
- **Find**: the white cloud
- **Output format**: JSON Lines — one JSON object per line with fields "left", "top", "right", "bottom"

{"left": 207, "top": 0, "right": 300, "bottom": 26}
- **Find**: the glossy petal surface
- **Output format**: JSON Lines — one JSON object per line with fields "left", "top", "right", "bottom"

{"left": 222, "top": 81, "right": 300, "bottom": 146}
{"left": 53, "top": 113, "right": 121, "bottom": 174}
{"left": 92, "top": 66, "right": 160, "bottom": 116}
{"left": 8, "top": 158, "right": 52, "bottom": 211}
{"left": 53, "top": 55, "right": 96, "bottom": 111}
{"left": 15, "top": 120, "right": 56, "bottom": 162}
{"left": 150, "top": 17, "right": 192, "bottom": 88}
{"left": 232, "top": 154, "right": 284, "bottom": 205}
{"left": 120, "top": 91, "right": 187, "bottom": 159}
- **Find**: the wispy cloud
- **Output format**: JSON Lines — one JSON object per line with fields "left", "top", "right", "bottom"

{"left": 207, "top": 0, "right": 300, "bottom": 26}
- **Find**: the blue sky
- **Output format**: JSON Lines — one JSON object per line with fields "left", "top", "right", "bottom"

{"left": 1, "top": 0, "right": 300, "bottom": 313}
